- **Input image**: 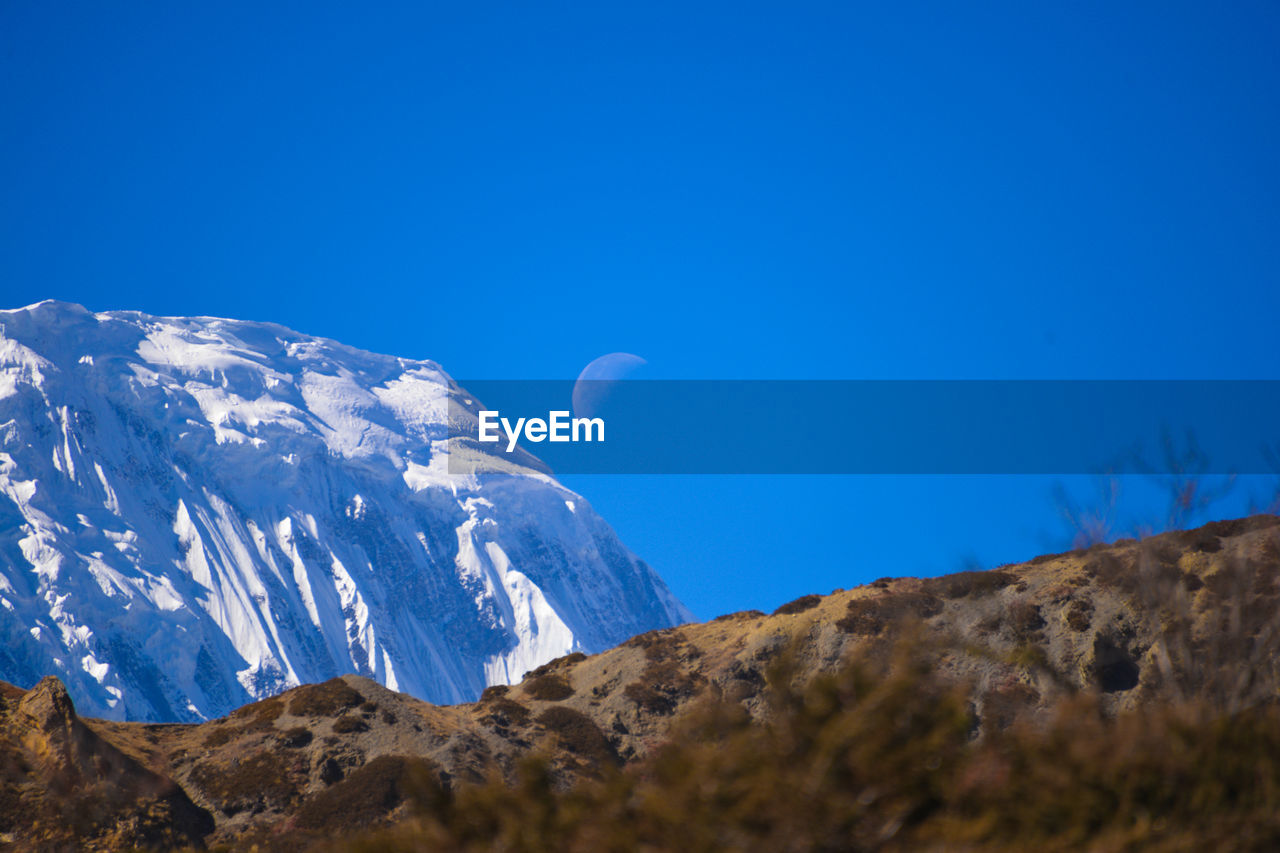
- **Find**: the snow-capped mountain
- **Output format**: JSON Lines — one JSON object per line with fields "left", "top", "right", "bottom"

{"left": 0, "top": 300, "right": 689, "bottom": 722}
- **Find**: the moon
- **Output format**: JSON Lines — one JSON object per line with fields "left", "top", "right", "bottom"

{"left": 572, "top": 353, "right": 647, "bottom": 419}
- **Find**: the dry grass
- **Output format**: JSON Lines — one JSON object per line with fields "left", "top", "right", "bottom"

{"left": 294, "top": 756, "right": 438, "bottom": 833}
{"left": 921, "top": 568, "right": 1018, "bottom": 599}
{"left": 190, "top": 750, "right": 301, "bottom": 816}
{"left": 316, "top": 519, "right": 1280, "bottom": 852}
{"left": 287, "top": 679, "right": 365, "bottom": 718}
{"left": 523, "top": 674, "right": 574, "bottom": 701}
{"left": 535, "top": 707, "right": 619, "bottom": 769}
{"left": 329, "top": 639, "right": 1280, "bottom": 852}
{"left": 836, "top": 591, "right": 943, "bottom": 635}
{"left": 772, "top": 594, "right": 822, "bottom": 616}
{"left": 332, "top": 714, "right": 369, "bottom": 734}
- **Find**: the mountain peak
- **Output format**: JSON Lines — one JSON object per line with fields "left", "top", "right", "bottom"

{"left": 0, "top": 305, "right": 689, "bottom": 722}
{"left": 2, "top": 298, "right": 93, "bottom": 316}
{"left": 17, "top": 675, "right": 76, "bottom": 732}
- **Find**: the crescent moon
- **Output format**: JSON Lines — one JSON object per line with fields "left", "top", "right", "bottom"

{"left": 572, "top": 353, "right": 647, "bottom": 419}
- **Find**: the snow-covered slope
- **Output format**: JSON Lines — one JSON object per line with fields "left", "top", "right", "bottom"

{"left": 0, "top": 301, "right": 689, "bottom": 722}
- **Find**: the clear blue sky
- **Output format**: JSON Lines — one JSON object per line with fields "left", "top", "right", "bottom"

{"left": 3, "top": 2, "right": 1278, "bottom": 618}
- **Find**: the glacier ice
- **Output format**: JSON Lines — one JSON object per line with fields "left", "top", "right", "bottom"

{"left": 0, "top": 300, "right": 690, "bottom": 721}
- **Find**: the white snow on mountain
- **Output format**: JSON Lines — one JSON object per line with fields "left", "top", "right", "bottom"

{"left": 0, "top": 300, "right": 690, "bottom": 721}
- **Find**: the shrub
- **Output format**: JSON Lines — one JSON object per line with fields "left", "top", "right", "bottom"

{"left": 772, "top": 594, "right": 822, "bottom": 616}
{"left": 190, "top": 751, "right": 299, "bottom": 816}
{"left": 623, "top": 629, "right": 684, "bottom": 661}
{"left": 643, "top": 636, "right": 683, "bottom": 663}
{"left": 1065, "top": 598, "right": 1093, "bottom": 631}
{"left": 287, "top": 679, "right": 364, "bottom": 717}
{"left": 836, "top": 592, "right": 943, "bottom": 635}
{"left": 483, "top": 697, "right": 531, "bottom": 726}
{"left": 644, "top": 659, "right": 701, "bottom": 697}
{"left": 711, "top": 610, "right": 765, "bottom": 622}
{"left": 278, "top": 726, "right": 313, "bottom": 748}
{"left": 294, "top": 756, "right": 440, "bottom": 833}
{"left": 728, "top": 661, "right": 765, "bottom": 687}
{"left": 202, "top": 725, "right": 236, "bottom": 748}
{"left": 1007, "top": 600, "right": 1045, "bottom": 640}
{"left": 623, "top": 629, "right": 663, "bottom": 648}
{"left": 523, "top": 674, "right": 574, "bottom": 701}
{"left": 202, "top": 696, "right": 286, "bottom": 746}
{"left": 479, "top": 684, "right": 509, "bottom": 702}
{"left": 527, "top": 652, "right": 588, "bottom": 678}
{"left": 1081, "top": 551, "right": 1137, "bottom": 591}
{"left": 623, "top": 682, "right": 674, "bottom": 715}
{"left": 231, "top": 696, "right": 283, "bottom": 727}
{"left": 351, "top": 632, "right": 1280, "bottom": 852}
{"left": 1189, "top": 531, "right": 1223, "bottom": 553}
{"left": 980, "top": 679, "right": 1040, "bottom": 731}
{"left": 333, "top": 714, "right": 370, "bottom": 734}
{"left": 922, "top": 569, "right": 1017, "bottom": 599}
{"left": 623, "top": 658, "right": 704, "bottom": 716}
{"left": 535, "top": 707, "right": 619, "bottom": 768}
{"left": 362, "top": 644, "right": 976, "bottom": 851}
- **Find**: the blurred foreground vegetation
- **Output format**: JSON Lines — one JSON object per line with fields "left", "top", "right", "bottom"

{"left": 320, "top": 639, "right": 1280, "bottom": 853}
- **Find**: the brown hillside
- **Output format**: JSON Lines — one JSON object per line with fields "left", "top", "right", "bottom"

{"left": 1, "top": 514, "right": 1278, "bottom": 850}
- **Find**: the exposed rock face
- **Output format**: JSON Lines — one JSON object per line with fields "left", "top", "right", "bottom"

{"left": 0, "top": 674, "right": 213, "bottom": 850}
{"left": 17, "top": 676, "right": 76, "bottom": 733}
